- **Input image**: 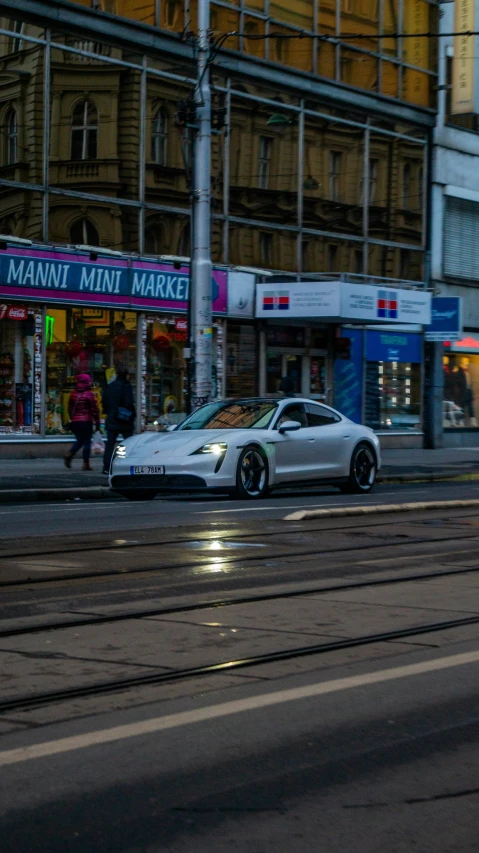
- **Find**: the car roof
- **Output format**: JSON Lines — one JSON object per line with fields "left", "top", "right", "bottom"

{"left": 222, "top": 397, "right": 332, "bottom": 406}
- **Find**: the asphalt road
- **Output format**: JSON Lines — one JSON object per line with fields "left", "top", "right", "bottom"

{"left": 1, "top": 642, "right": 479, "bottom": 852}
{"left": 2, "top": 489, "right": 479, "bottom": 851}
{"left": 1, "top": 478, "right": 479, "bottom": 538}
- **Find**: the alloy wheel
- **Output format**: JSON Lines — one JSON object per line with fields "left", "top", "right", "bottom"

{"left": 353, "top": 446, "right": 376, "bottom": 489}
{"left": 240, "top": 449, "right": 266, "bottom": 497}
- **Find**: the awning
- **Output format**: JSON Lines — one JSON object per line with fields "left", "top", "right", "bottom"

{"left": 255, "top": 280, "right": 431, "bottom": 325}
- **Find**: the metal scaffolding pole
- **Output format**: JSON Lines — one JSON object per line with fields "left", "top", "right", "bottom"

{"left": 190, "top": 0, "right": 213, "bottom": 408}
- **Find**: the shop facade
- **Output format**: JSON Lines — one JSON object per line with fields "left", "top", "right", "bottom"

{"left": 0, "top": 242, "right": 227, "bottom": 453}
{"left": 255, "top": 279, "right": 431, "bottom": 446}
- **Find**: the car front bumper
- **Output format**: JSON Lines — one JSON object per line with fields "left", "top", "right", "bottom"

{"left": 110, "top": 451, "right": 235, "bottom": 492}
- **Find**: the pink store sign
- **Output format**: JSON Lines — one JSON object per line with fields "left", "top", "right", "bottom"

{"left": 0, "top": 246, "right": 227, "bottom": 314}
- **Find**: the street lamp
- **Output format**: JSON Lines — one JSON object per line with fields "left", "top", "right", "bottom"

{"left": 266, "top": 112, "right": 292, "bottom": 129}
{"left": 189, "top": 0, "right": 213, "bottom": 410}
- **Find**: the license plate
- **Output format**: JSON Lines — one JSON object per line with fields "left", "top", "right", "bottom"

{"left": 130, "top": 465, "right": 165, "bottom": 475}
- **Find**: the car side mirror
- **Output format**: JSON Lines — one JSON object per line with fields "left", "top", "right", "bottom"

{"left": 278, "top": 420, "right": 302, "bottom": 434}
{"left": 165, "top": 424, "right": 177, "bottom": 432}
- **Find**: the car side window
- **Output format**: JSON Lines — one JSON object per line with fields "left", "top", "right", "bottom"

{"left": 275, "top": 403, "right": 308, "bottom": 429}
{"left": 306, "top": 403, "right": 341, "bottom": 427}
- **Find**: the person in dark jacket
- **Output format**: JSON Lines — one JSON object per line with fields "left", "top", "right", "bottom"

{"left": 101, "top": 367, "right": 136, "bottom": 474}
{"left": 279, "top": 375, "right": 296, "bottom": 397}
{"left": 64, "top": 374, "right": 100, "bottom": 471}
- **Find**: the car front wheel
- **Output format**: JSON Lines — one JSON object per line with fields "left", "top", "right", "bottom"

{"left": 340, "top": 443, "right": 377, "bottom": 494}
{"left": 235, "top": 445, "right": 269, "bottom": 500}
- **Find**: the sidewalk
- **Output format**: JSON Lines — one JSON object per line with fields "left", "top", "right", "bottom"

{"left": 0, "top": 447, "right": 477, "bottom": 502}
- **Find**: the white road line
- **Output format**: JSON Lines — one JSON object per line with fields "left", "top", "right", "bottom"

{"left": 1, "top": 649, "right": 479, "bottom": 768}
{"left": 197, "top": 500, "right": 379, "bottom": 514}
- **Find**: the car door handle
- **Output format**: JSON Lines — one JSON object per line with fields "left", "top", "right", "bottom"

{"left": 307, "top": 438, "right": 315, "bottom": 442}
{"left": 342, "top": 434, "right": 350, "bottom": 439}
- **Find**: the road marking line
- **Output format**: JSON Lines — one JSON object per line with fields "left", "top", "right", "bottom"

{"left": 197, "top": 500, "right": 370, "bottom": 515}
{"left": 285, "top": 499, "right": 479, "bottom": 521}
{"left": 1, "top": 649, "right": 479, "bottom": 768}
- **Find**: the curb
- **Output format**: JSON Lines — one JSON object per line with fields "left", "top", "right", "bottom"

{"left": 377, "top": 471, "right": 479, "bottom": 484}
{"left": 0, "top": 470, "right": 477, "bottom": 503}
{"left": 285, "top": 498, "right": 479, "bottom": 521}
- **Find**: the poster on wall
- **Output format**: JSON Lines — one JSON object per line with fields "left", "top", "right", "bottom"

{"left": 334, "top": 329, "right": 363, "bottom": 424}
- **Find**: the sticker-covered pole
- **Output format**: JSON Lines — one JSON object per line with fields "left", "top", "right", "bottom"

{"left": 190, "top": 0, "right": 212, "bottom": 408}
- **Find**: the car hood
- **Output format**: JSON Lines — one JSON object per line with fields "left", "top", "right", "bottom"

{"left": 124, "top": 429, "right": 245, "bottom": 458}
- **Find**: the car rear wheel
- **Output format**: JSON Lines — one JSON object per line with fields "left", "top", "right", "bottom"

{"left": 115, "top": 490, "right": 158, "bottom": 501}
{"left": 340, "top": 443, "right": 376, "bottom": 494}
{"left": 235, "top": 445, "right": 269, "bottom": 500}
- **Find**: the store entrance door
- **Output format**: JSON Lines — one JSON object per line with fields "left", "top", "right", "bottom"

{"left": 266, "top": 349, "right": 328, "bottom": 400}
{"left": 266, "top": 351, "right": 303, "bottom": 395}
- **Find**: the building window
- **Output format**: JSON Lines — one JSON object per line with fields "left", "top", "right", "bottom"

{"left": 5, "top": 108, "right": 17, "bottom": 165}
{"left": 327, "top": 244, "right": 338, "bottom": 271}
{"left": 151, "top": 108, "right": 168, "bottom": 166}
{"left": 400, "top": 249, "right": 410, "bottom": 279}
{"left": 329, "top": 151, "right": 341, "bottom": 202}
{"left": 274, "top": 38, "right": 287, "bottom": 63}
{"left": 369, "top": 159, "right": 378, "bottom": 204}
{"left": 178, "top": 222, "right": 190, "bottom": 256}
{"left": 418, "top": 165, "right": 424, "bottom": 210}
{"left": 71, "top": 100, "right": 98, "bottom": 160}
{"left": 260, "top": 232, "right": 273, "bottom": 267}
{"left": 258, "top": 136, "right": 272, "bottom": 189}
{"left": 70, "top": 218, "right": 100, "bottom": 246}
{"left": 9, "top": 19, "right": 24, "bottom": 53}
{"left": 164, "top": 0, "right": 181, "bottom": 28}
{"left": 402, "top": 162, "right": 411, "bottom": 209}
{"left": 354, "top": 249, "right": 364, "bottom": 275}
{"left": 145, "top": 223, "right": 165, "bottom": 255}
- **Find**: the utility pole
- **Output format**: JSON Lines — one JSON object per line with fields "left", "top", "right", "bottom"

{"left": 190, "top": 0, "right": 212, "bottom": 408}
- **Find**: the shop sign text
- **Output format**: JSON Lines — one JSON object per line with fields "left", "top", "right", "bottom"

{"left": 0, "top": 248, "right": 227, "bottom": 314}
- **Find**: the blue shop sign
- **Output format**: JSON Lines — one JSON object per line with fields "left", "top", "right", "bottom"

{"left": 425, "top": 297, "right": 462, "bottom": 342}
{"left": 366, "top": 331, "right": 422, "bottom": 363}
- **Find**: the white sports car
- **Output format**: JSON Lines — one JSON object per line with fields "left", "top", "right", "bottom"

{"left": 109, "top": 397, "right": 381, "bottom": 501}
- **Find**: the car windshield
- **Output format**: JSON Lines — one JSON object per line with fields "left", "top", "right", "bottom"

{"left": 178, "top": 401, "right": 278, "bottom": 430}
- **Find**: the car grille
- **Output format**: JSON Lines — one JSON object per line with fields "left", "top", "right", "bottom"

{"left": 111, "top": 474, "right": 207, "bottom": 489}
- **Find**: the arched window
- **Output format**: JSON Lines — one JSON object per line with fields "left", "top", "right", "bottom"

{"left": 151, "top": 108, "right": 167, "bottom": 166}
{"left": 71, "top": 100, "right": 98, "bottom": 160}
{"left": 144, "top": 221, "right": 165, "bottom": 255}
{"left": 70, "top": 218, "right": 100, "bottom": 246}
{"left": 5, "top": 108, "right": 17, "bottom": 165}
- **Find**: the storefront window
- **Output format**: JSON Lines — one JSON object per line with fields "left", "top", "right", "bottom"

{"left": 443, "top": 351, "right": 479, "bottom": 428}
{"left": 364, "top": 332, "right": 422, "bottom": 430}
{"left": 45, "top": 308, "right": 137, "bottom": 434}
{"left": 365, "top": 361, "right": 421, "bottom": 430}
{"left": 145, "top": 315, "right": 188, "bottom": 428}
{"left": 0, "top": 305, "right": 37, "bottom": 434}
{"left": 310, "top": 356, "right": 326, "bottom": 397}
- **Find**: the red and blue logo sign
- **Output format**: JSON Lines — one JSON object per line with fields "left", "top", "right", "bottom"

{"left": 262, "top": 291, "right": 290, "bottom": 311}
{"left": 377, "top": 290, "right": 397, "bottom": 319}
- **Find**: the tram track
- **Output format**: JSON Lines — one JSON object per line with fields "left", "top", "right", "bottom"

{"left": 2, "top": 527, "right": 479, "bottom": 591}
{"left": 2, "top": 562, "right": 479, "bottom": 640}
{"left": 1, "top": 613, "right": 479, "bottom": 715}
{"left": 1, "top": 502, "right": 478, "bottom": 566}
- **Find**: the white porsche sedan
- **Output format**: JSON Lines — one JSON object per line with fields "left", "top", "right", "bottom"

{"left": 109, "top": 397, "right": 381, "bottom": 501}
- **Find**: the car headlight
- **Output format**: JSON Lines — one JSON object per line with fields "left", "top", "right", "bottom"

{"left": 113, "top": 444, "right": 127, "bottom": 460}
{"left": 191, "top": 442, "right": 227, "bottom": 456}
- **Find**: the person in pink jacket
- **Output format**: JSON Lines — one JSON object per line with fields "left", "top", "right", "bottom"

{"left": 64, "top": 374, "right": 100, "bottom": 471}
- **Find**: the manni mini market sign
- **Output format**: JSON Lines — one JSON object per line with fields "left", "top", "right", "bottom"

{"left": 0, "top": 246, "right": 227, "bottom": 314}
